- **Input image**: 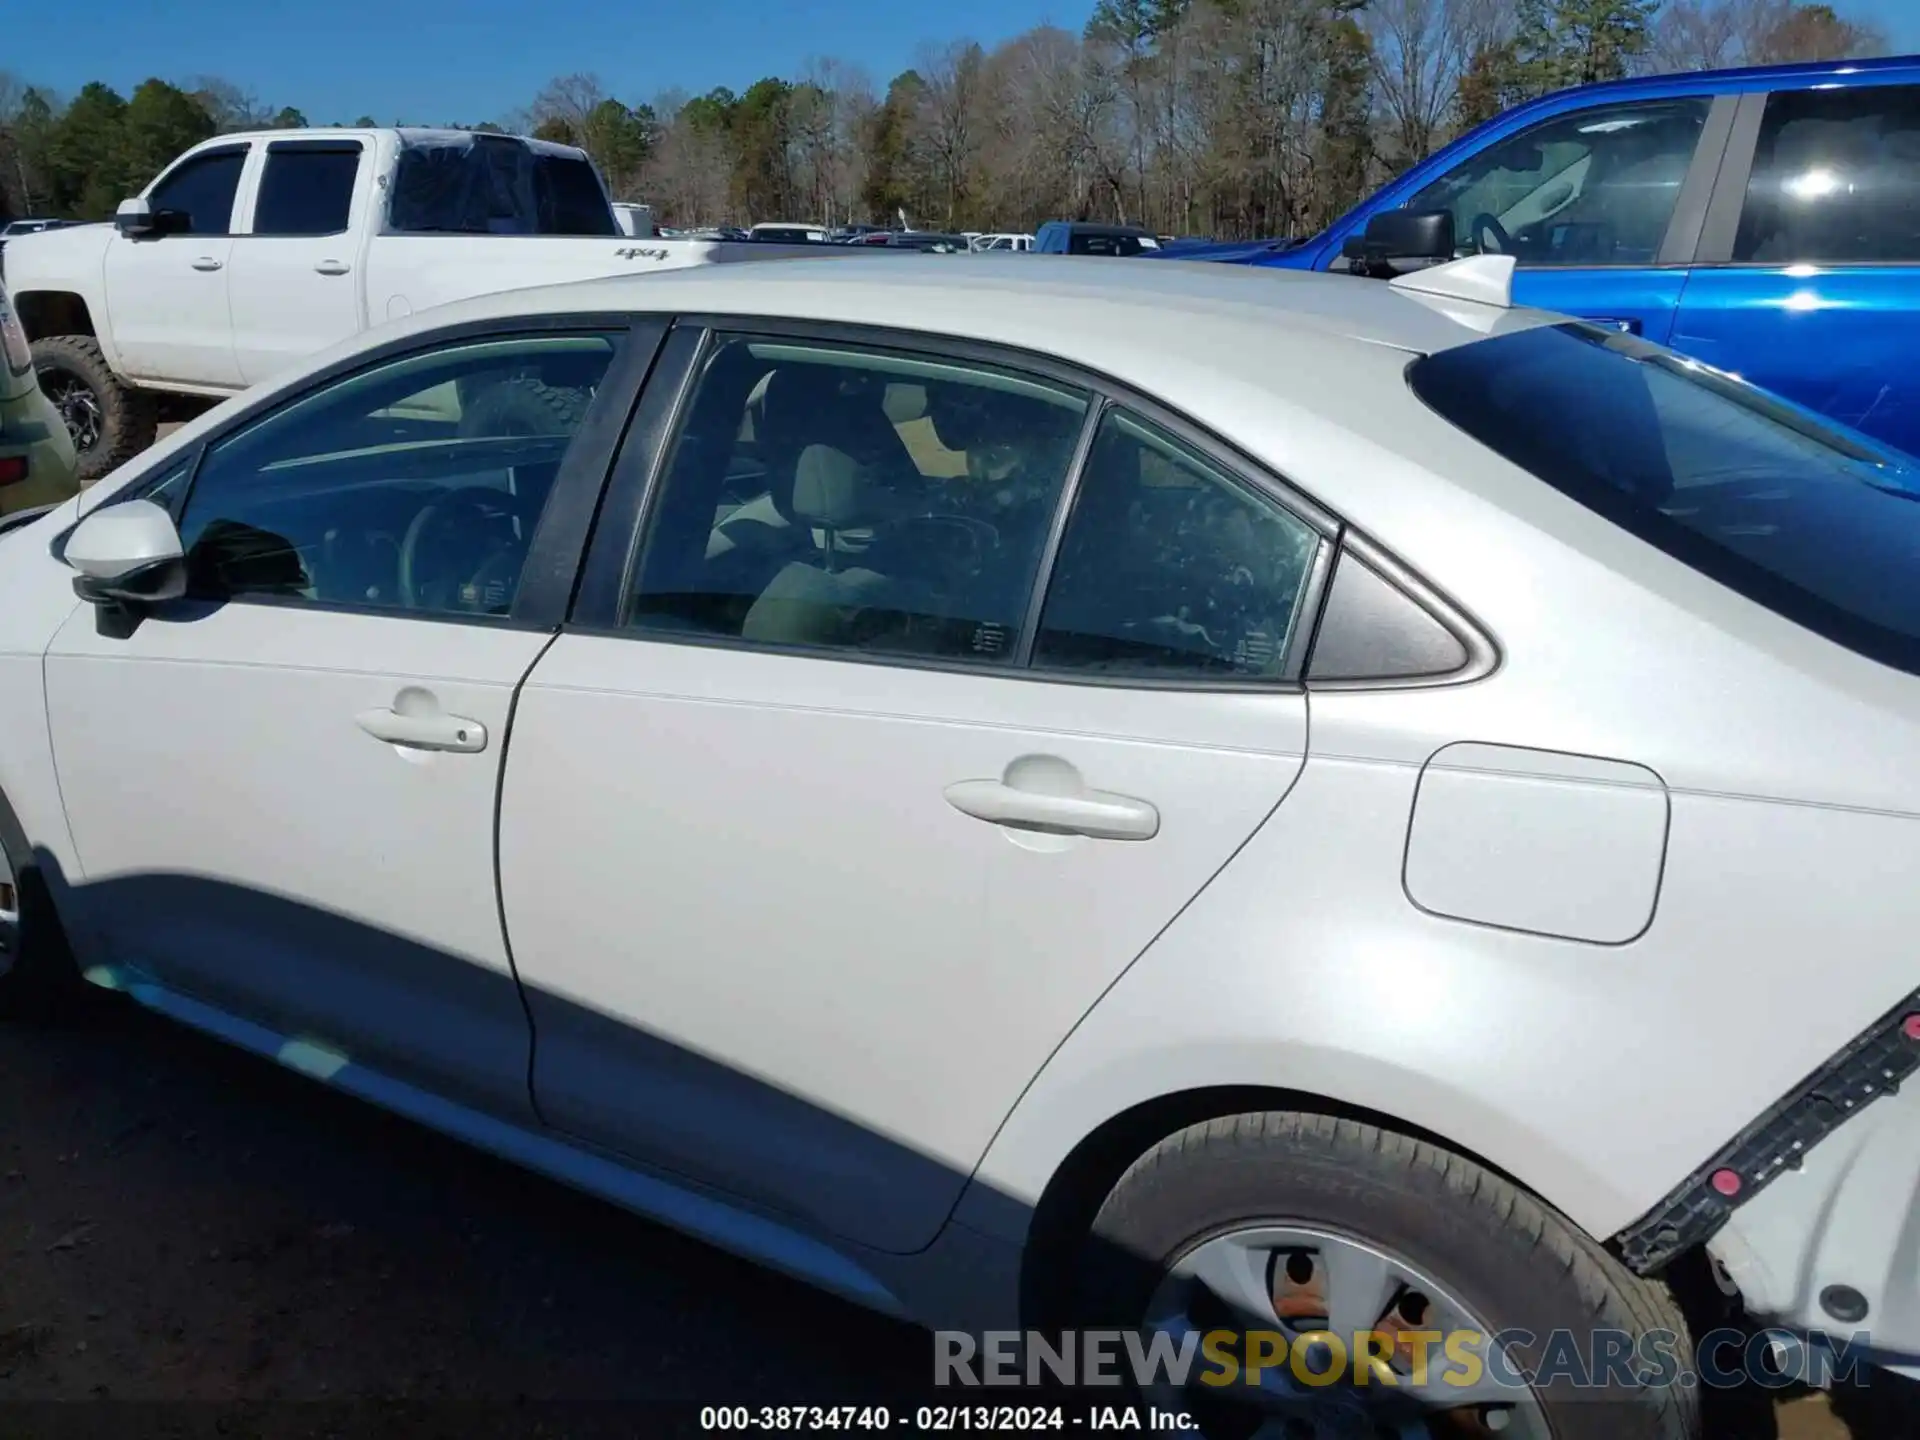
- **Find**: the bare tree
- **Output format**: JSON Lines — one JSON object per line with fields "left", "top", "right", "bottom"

{"left": 1368, "top": 0, "right": 1508, "bottom": 165}
{"left": 914, "top": 40, "right": 992, "bottom": 226}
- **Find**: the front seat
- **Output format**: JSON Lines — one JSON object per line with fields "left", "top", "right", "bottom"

{"left": 741, "top": 444, "right": 906, "bottom": 649}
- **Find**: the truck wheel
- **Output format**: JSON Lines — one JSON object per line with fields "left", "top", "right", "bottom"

{"left": 457, "top": 375, "right": 590, "bottom": 437}
{"left": 31, "top": 335, "right": 158, "bottom": 484}
{"left": 0, "top": 790, "right": 87, "bottom": 1023}
{"left": 1077, "top": 1112, "right": 1701, "bottom": 1440}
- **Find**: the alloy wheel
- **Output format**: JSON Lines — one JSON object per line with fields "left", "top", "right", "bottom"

{"left": 39, "top": 366, "right": 104, "bottom": 454}
{"left": 1140, "top": 1223, "right": 1551, "bottom": 1439}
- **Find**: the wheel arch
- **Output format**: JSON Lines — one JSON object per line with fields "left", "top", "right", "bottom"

{"left": 1011, "top": 1081, "right": 1535, "bottom": 1330}
{"left": 15, "top": 291, "right": 97, "bottom": 344}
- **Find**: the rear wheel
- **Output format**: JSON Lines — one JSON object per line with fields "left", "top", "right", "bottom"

{"left": 31, "top": 335, "right": 157, "bottom": 484}
{"left": 1077, "top": 1112, "right": 1700, "bottom": 1440}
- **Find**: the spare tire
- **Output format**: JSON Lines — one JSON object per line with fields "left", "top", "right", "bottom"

{"left": 456, "top": 376, "right": 590, "bottom": 438}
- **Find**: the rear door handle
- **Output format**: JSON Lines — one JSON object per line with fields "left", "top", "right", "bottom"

{"left": 944, "top": 779, "right": 1159, "bottom": 841}
{"left": 191, "top": 256, "right": 224, "bottom": 272}
{"left": 314, "top": 260, "right": 350, "bottom": 276}
{"left": 355, "top": 707, "right": 487, "bottom": 753}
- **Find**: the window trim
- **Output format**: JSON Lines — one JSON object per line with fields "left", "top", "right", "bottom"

{"left": 1693, "top": 83, "right": 1920, "bottom": 271}
{"left": 567, "top": 314, "right": 1346, "bottom": 693}
{"left": 143, "top": 143, "right": 252, "bottom": 239}
{"left": 245, "top": 139, "right": 367, "bottom": 240}
{"left": 56, "top": 311, "right": 655, "bottom": 632}
{"left": 1394, "top": 93, "right": 1728, "bottom": 273}
{"left": 1301, "top": 530, "right": 1501, "bottom": 691}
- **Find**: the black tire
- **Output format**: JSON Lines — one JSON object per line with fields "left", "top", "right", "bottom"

{"left": 456, "top": 375, "right": 589, "bottom": 438}
{"left": 30, "top": 334, "right": 157, "bottom": 484}
{"left": 0, "top": 789, "right": 88, "bottom": 1022}
{"left": 1078, "top": 1112, "right": 1701, "bottom": 1440}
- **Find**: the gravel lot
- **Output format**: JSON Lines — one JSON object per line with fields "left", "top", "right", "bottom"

{"left": 21, "top": 422, "right": 1904, "bottom": 1439}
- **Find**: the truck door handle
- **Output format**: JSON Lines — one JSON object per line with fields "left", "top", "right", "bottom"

{"left": 191, "top": 256, "right": 224, "bottom": 272}
{"left": 314, "top": 260, "right": 350, "bottom": 276}
{"left": 1585, "top": 315, "right": 1642, "bottom": 334}
{"left": 355, "top": 707, "right": 487, "bottom": 753}
{"left": 943, "top": 778, "right": 1159, "bottom": 841}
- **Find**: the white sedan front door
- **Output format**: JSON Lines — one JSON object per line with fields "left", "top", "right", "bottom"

{"left": 44, "top": 323, "right": 632, "bottom": 1121}
{"left": 500, "top": 331, "right": 1325, "bottom": 1253}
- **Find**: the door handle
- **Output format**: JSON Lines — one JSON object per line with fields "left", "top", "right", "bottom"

{"left": 944, "top": 779, "right": 1159, "bottom": 841}
{"left": 314, "top": 260, "right": 350, "bottom": 276}
{"left": 355, "top": 707, "right": 487, "bottom": 753}
{"left": 191, "top": 256, "right": 223, "bottom": 272}
{"left": 1584, "top": 315, "right": 1642, "bottom": 334}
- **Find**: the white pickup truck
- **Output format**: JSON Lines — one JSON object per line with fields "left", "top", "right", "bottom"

{"left": 2, "top": 129, "right": 880, "bottom": 480}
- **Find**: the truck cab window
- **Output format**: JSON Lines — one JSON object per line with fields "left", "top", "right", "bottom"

{"left": 1404, "top": 99, "right": 1710, "bottom": 266}
{"left": 148, "top": 149, "right": 247, "bottom": 236}
{"left": 253, "top": 146, "right": 362, "bottom": 237}
{"left": 1735, "top": 84, "right": 1920, "bottom": 265}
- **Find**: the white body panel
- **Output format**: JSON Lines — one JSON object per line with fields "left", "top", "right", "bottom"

{"left": 100, "top": 232, "right": 239, "bottom": 387}
{"left": 501, "top": 636, "right": 1305, "bottom": 1253}
{"left": 41, "top": 601, "right": 548, "bottom": 1117}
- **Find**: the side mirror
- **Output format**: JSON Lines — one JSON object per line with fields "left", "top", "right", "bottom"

{"left": 1342, "top": 209, "right": 1457, "bottom": 277}
{"left": 114, "top": 197, "right": 156, "bottom": 237}
{"left": 65, "top": 499, "right": 187, "bottom": 611}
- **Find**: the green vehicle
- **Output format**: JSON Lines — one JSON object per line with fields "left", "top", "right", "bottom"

{"left": 0, "top": 280, "right": 78, "bottom": 520}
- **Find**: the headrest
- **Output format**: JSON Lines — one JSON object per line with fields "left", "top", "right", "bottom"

{"left": 790, "top": 445, "right": 873, "bottom": 528}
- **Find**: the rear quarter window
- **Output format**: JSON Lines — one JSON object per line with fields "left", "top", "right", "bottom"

{"left": 1408, "top": 323, "right": 1920, "bottom": 674}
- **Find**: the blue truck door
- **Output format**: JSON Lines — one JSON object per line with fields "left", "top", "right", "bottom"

{"left": 1367, "top": 93, "right": 1738, "bottom": 343}
{"left": 1672, "top": 84, "right": 1920, "bottom": 458}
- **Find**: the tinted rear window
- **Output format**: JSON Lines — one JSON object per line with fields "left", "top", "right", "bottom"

{"left": 1408, "top": 323, "right": 1920, "bottom": 674}
{"left": 389, "top": 138, "right": 616, "bottom": 236}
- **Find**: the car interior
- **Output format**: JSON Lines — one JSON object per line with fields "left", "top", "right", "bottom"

{"left": 627, "top": 338, "right": 1087, "bottom": 661}
{"left": 174, "top": 335, "right": 619, "bottom": 615}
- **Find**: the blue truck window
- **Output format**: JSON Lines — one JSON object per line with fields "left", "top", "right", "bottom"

{"left": 1403, "top": 98, "right": 1711, "bottom": 266}
{"left": 1735, "top": 84, "right": 1920, "bottom": 265}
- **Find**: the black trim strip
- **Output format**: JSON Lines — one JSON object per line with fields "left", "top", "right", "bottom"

{"left": 1615, "top": 984, "right": 1920, "bottom": 1274}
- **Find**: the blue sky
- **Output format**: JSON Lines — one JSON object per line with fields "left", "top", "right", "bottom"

{"left": 11, "top": 0, "right": 1918, "bottom": 126}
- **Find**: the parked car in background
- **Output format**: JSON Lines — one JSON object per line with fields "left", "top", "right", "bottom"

{"left": 876, "top": 230, "right": 972, "bottom": 252}
{"left": 972, "top": 232, "right": 1033, "bottom": 252}
{"left": 750, "top": 222, "right": 830, "bottom": 243}
{"left": 14, "top": 254, "right": 1920, "bottom": 1438}
{"left": 2, "top": 131, "right": 907, "bottom": 481}
{"left": 0, "top": 279, "right": 78, "bottom": 519}
{"left": 1034, "top": 221, "right": 1161, "bottom": 256}
{"left": 1167, "top": 53, "right": 1920, "bottom": 457}
{"left": 830, "top": 224, "right": 891, "bottom": 243}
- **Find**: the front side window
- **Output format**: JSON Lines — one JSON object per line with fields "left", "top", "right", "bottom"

{"left": 177, "top": 331, "right": 621, "bottom": 615}
{"left": 253, "top": 145, "right": 362, "bottom": 236}
{"left": 149, "top": 149, "right": 248, "bottom": 235}
{"left": 1734, "top": 84, "right": 1920, "bottom": 265}
{"left": 1070, "top": 232, "right": 1150, "bottom": 257}
{"left": 1405, "top": 99, "right": 1711, "bottom": 266}
{"left": 1034, "top": 409, "right": 1321, "bottom": 678}
{"left": 627, "top": 335, "right": 1090, "bottom": 662}
{"left": 1409, "top": 323, "right": 1920, "bottom": 674}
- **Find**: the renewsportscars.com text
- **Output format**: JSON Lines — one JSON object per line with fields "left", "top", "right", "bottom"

{"left": 933, "top": 1327, "right": 1874, "bottom": 1394}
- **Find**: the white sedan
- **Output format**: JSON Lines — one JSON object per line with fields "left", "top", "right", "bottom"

{"left": 4, "top": 254, "right": 1918, "bottom": 1437}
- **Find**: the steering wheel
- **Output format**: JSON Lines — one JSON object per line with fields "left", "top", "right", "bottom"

{"left": 1469, "top": 211, "right": 1514, "bottom": 256}
{"left": 399, "top": 486, "right": 531, "bottom": 612}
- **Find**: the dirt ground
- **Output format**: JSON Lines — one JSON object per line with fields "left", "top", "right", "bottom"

{"left": 0, "top": 998, "right": 1912, "bottom": 1440}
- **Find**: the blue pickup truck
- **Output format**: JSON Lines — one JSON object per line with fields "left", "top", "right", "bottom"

{"left": 1166, "top": 55, "right": 1920, "bottom": 457}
